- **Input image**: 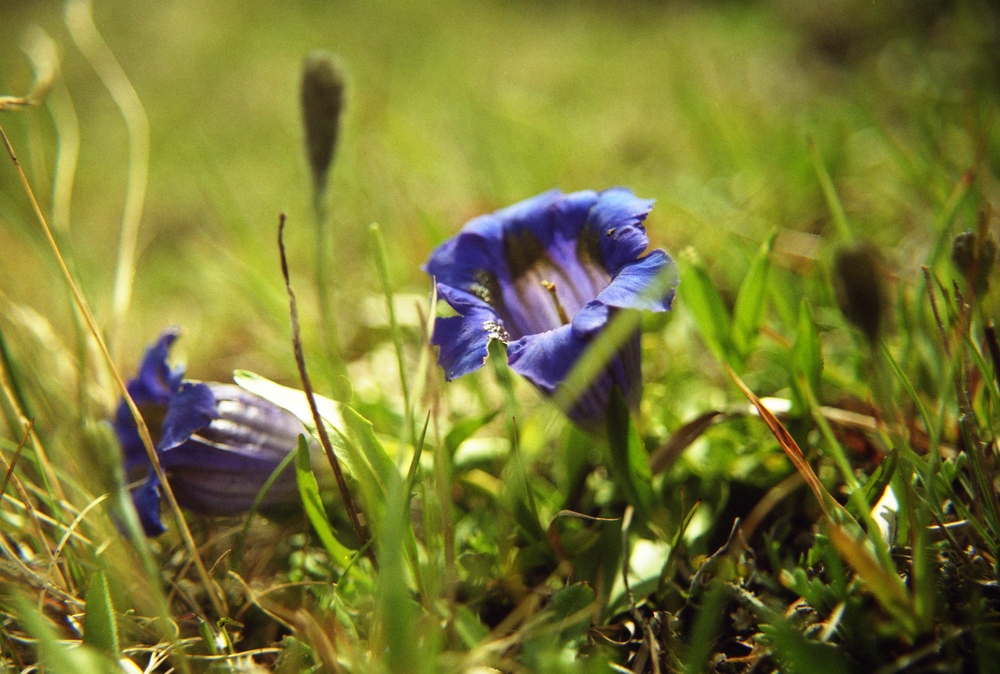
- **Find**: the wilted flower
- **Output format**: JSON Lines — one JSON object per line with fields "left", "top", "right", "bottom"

{"left": 424, "top": 188, "right": 677, "bottom": 427}
{"left": 114, "top": 330, "right": 310, "bottom": 536}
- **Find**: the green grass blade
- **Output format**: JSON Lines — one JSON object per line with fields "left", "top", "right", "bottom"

{"left": 233, "top": 446, "right": 298, "bottom": 566}
{"left": 808, "top": 137, "right": 852, "bottom": 242}
{"left": 370, "top": 223, "right": 414, "bottom": 442}
{"left": 295, "top": 435, "right": 354, "bottom": 569}
{"left": 606, "top": 388, "right": 653, "bottom": 519}
{"left": 677, "top": 247, "right": 736, "bottom": 369}
{"left": 732, "top": 230, "right": 776, "bottom": 359}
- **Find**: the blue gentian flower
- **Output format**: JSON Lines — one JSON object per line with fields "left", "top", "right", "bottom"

{"left": 114, "top": 330, "right": 309, "bottom": 535}
{"left": 424, "top": 188, "right": 677, "bottom": 427}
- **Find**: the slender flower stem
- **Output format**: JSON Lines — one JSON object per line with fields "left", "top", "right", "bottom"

{"left": 370, "top": 223, "right": 415, "bottom": 445}
{"left": 278, "top": 215, "right": 375, "bottom": 568}
{"left": 314, "top": 200, "right": 351, "bottom": 401}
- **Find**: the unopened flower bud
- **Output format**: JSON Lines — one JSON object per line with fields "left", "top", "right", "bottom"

{"left": 834, "top": 243, "right": 886, "bottom": 343}
{"left": 300, "top": 52, "right": 345, "bottom": 201}
{"left": 114, "top": 331, "right": 320, "bottom": 536}
{"left": 951, "top": 222, "right": 997, "bottom": 296}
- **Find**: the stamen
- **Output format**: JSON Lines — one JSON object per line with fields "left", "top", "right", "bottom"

{"left": 541, "top": 280, "right": 571, "bottom": 325}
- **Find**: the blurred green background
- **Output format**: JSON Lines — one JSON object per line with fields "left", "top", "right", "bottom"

{"left": 1, "top": 0, "right": 997, "bottom": 397}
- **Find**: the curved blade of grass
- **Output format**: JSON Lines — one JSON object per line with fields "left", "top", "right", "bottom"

{"left": 233, "top": 446, "right": 298, "bottom": 567}
{"left": 808, "top": 137, "right": 852, "bottom": 242}
{"left": 727, "top": 364, "right": 839, "bottom": 521}
{"left": 371, "top": 223, "right": 414, "bottom": 444}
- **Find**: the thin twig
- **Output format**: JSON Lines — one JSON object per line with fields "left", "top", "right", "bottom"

{"left": 277, "top": 214, "right": 375, "bottom": 567}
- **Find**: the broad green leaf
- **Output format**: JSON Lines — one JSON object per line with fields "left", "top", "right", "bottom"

{"left": 83, "top": 571, "right": 119, "bottom": 659}
{"left": 606, "top": 388, "right": 653, "bottom": 518}
{"left": 676, "top": 247, "right": 736, "bottom": 369}
{"left": 732, "top": 230, "right": 776, "bottom": 358}
{"left": 234, "top": 369, "right": 343, "bottom": 428}
{"left": 342, "top": 405, "right": 399, "bottom": 494}
{"left": 234, "top": 370, "right": 369, "bottom": 485}
{"left": 296, "top": 435, "right": 354, "bottom": 569}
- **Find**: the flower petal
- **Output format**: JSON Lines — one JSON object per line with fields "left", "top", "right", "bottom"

{"left": 550, "top": 190, "right": 600, "bottom": 240}
{"left": 165, "top": 438, "right": 300, "bottom": 513}
{"left": 424, "top": 193, "right": 561, "bottom": 291}
{"left": 597, "top": 249, "right": 678, "bottom": 312}
{"left": 158, "top": 384, "right": 305, "bottom": 516}
{"left": 588, "top": 188, "right": 655, "bottom": 275}
{"left": 436, "top": 283, "right": 493, "bottom": 313}
{"left": 197, "top": 384, "right": 307, "bottom": 463}
{"left": 113, "top": 328, "right": 185, "bottom": 475}
{"left": 506, "top": 325, "right": 587, "bottom": 395}
{"left": 424, "top": 190, "right": 565, "bottom": 295}
{"left": 158, "top": 382, "right": 218, "bottom": 451}
{"left": 431, "top": 308, "right": 505, "bottom": 380}
{"left": 507, "top": 327, "right": 643, "bottom": 428}
{"left": 572, "top": 301, "right": 610, "bottom": 337}
{"left": 131, "top": 473, "right": 166, "bottom": 536}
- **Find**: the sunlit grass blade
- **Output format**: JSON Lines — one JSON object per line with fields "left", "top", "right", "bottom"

{"left": 790, "top": 299, "right": 822, "bottom": 415}
{"left": 726, "top": 365, "right": 840, "bottom": 521}
{"left": 342, "top": 405, "right": 398, "bottom": 494}
{"left": 371, "top": 222, "right": 414, "bottom": 443}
